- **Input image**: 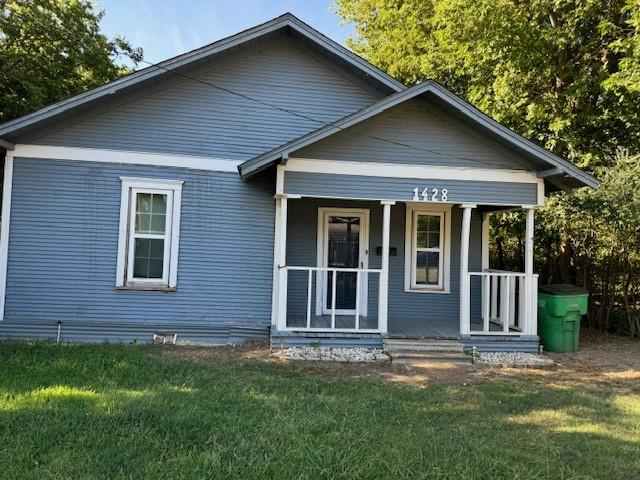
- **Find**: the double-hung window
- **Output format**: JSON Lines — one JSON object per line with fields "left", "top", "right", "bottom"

{"left": 116, "top": 178, "right": 183, "bottom": 290}
{"left": 405, "top": 204, "right": 451, "bottom": 293}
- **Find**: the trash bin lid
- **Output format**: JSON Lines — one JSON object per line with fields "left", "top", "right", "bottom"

{"left": 539, "top": 284, "right": 588, "bottom": 296}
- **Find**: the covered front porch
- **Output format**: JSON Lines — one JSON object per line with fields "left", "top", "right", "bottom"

{"left": 235, "top": 81, "right": 597, "bottom": 353}
{"left": 271, "top": 190, "right": 540, "bottom": 348}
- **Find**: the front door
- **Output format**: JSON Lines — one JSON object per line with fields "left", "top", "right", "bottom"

{"left": 317, "top": 208, "right": 369, "bottom": 316}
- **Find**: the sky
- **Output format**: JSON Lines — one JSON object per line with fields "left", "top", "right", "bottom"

{"left": 96, "top": 0, "right": 354, "bottom": 67}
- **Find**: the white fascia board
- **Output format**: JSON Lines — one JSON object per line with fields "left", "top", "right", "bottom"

{"left": 284, "top": 157, "right": 540, "bottom": 184}
{"left": 12, "top": 144, "right": 241, "bottom": 173}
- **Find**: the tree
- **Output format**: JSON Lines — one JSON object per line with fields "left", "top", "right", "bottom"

{"left": 541, "top": 149, "right": 640, "bottom": 336}
{"left": 0, "top": 0, "right": 142, "bottom": 123}
{"left": 335, "top": 0, "right": 640, "bottom": 169}
{"left": 336, "top": 0, "right": 640, "bottom": 334}
{"left": 603, "top": 1, "right": 640, "bottom": 137}
{"left": 605, "top": 1, "right": 640, "bottom": 94}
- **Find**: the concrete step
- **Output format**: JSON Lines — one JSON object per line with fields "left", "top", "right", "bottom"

{"left": 384, "top": 342, "right": 464, "bottom": 352}
{"left": 383, "top": 339, "right": 465, "bottom": 353}
{"left": 385, "top": 346, "right": 465, "bottom": 356}
{"left": 389, "top": 352, "right": 471, "bottom": 363}
{"left": 383, "top": 338, "right": 468, "bottom": 363}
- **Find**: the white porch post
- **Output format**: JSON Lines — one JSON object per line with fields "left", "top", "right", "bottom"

{"left": 270, "top": 197, "right": 281, "bottom": 328}
{"left": 459, "top": 204, "right": 475, "bottom": 335}
{"left": 378, "top": 201, "right": 394, "bottom": 334}
{"left": 480, "top": 212, "right": 490, "bottom": 327}
{"left": 276, "top": 196, "right": 288, "bottom": 331}
{"left": 524, "top": 207, "right": 536, "bottom": 336}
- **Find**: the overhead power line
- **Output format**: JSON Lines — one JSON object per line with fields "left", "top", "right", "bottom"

{"left": 136, "top": 59, "right": 514, "bottom": 169}
{"left": 3, "top": 16, "right": 519, "bottom": 169}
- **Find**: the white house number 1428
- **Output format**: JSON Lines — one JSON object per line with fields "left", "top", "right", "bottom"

{"left": 412, "top": 187, "right": 448, "bottom": 202}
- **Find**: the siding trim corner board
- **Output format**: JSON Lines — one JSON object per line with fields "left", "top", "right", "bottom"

{"left": 0, "top": 151, "right": 14, "bottom": 321}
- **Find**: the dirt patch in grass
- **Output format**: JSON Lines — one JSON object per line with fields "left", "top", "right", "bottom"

{"left": 276, "top": 357, "right": 476, "bottom": 387}
{"left": 152, "top": 340, "right": 272, "bottom": 363}
{"left": 478, "top": 329, "right": 640, "bottom": 394}
{"left": 149, "top": 330, "right": 639, "bottom": 392}
{"left": 150, "top": 340, "right": 475, "bottom": 386}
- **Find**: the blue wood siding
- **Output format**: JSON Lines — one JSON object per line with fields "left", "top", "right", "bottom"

{"left": 0, "top": 158, "right": 275, "bottom": 343}
{"left": 283, "top": 171, "right": 538, "bottom": 206}
{"left": 285, "top": 198, "right": 482, "bottom": 334}
{"left": 23, "top": 35, "right": 385, "bottom": 160}
{"left": 294, "top": 98, "right": 536, "bottom": 170}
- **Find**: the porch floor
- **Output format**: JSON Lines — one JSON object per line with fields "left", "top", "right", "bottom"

{"left": 286, "top": 315, "right": 520, "bottom": 339}
{"left": 390, "top": 318, "right": 520, "bottom": 338}
{"left": 388, "top": 317, "right": 459, "bottom": 339}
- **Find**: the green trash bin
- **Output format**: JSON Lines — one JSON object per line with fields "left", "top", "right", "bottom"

{"left": 538, "top": 284, "right": 589, "bottom": 353}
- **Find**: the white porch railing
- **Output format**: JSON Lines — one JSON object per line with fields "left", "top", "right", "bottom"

{"left": 468, "top": 270, "right": 538, "bottom": 336}
{"left": 282, "top": 266, "right": 382, "bottom": 333}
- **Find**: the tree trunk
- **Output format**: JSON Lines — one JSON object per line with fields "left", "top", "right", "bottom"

{"left": 496, "top": 237, "right": 506, "bottom": 271}
{"left": 557, "top": 238, "right": 572, "bottom": 283}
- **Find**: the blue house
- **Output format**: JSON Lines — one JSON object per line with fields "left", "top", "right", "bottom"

{"left": 0, "top": 14, "right": 597, "bottom": 352}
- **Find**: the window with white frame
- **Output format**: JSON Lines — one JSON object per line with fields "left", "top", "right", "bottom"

{"left": 116, "top": 178, "right": 183, "bottom": 289}
{"left": 405, "top": 204, "right": 451, "bottom": 293}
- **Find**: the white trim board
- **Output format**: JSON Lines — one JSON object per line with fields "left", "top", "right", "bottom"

{"left": 11, "top": 144, "right": 242, "bottom": 173}
{"left": 284, "top": 157, "right": 541, "bottom": 184}
{"left": 276, "top": 165, "right": 285, "bottom": 195}
{"left": 0, "top": 151, "right": 14, "bottom": 320}
{"left": 274, "top": 193, "right": 541, "bottom": 208}
{"left": 537, "top": 180, "right": 545, "bottom": 207}
{"left": 116, "top": 177, "right": 184, "bottom": 290}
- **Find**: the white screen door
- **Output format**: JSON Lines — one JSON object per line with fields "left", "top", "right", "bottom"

{"left": 316, "top": 208, "right": 369, "bottom": 316}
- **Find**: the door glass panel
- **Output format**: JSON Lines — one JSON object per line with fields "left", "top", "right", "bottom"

{"left": 326, "top": 215, "right": 360, "bottom": 310}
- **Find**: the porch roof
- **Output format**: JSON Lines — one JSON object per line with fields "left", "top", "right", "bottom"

{"left": 239, "top": 81, "right": 599, "bottom": 192}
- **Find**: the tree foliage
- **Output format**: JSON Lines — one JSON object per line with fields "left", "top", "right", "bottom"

{"left": 544, "top": 150, "right": 640, "bottom": 335}
{"left": 489, "top": 149, "right": 640, "bottom": 334}
{"left": 605, "top": 1, "right": 640, "bottom": 95}
{"left": 0, "top": 0, "right": 142, "bottom": 123}
{"left": 336, "top": 0, "right": 640, "bottom": 335}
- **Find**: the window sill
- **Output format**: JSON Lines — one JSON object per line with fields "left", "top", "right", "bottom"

{"left": 405, "top": 287, "right": 450, "bottom": 294}
{"left": 117, "top": 284, "right": 176, "bottom": 292}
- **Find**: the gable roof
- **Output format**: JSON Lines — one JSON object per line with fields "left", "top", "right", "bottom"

{"left": 0, "top": 13, "right": 404, "bottom": 142}
{"left": 239, "top": 81, "right": 599, "bottom": 190}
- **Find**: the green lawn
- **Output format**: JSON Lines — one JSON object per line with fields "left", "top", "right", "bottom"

{"left": 0, "top": 343, "right": 638, "bottom": 479}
